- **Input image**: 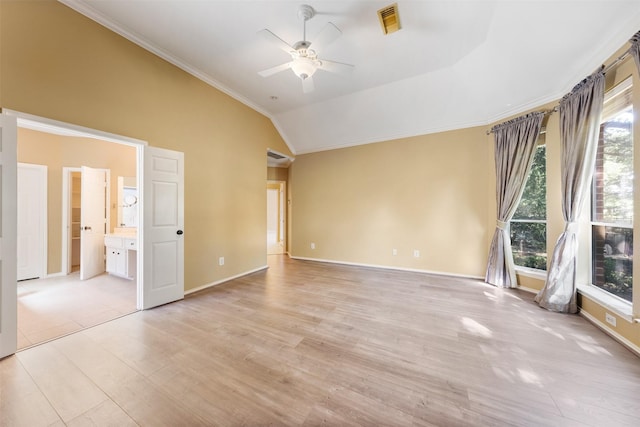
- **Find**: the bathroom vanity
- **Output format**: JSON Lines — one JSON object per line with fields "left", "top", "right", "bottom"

{"left": 104, "top": 229, "right": 137, "bottom": 279}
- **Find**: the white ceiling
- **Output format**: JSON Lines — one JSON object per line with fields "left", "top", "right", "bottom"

{"left": 61, "top": 0, "right": 640, "bottom": 155}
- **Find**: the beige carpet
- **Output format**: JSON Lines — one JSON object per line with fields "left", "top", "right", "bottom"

{"left": 17, "top": 272, "right": 137, "bottom": 349}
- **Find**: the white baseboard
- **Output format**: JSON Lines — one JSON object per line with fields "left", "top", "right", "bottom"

{"left": 184, "top": 265, "right": 268, "bottom": 296}
{"left": 289, "top": 256, "right": 484, "bottom": 280}
{"left": 579, "top": 309, "right": 640, "bottom": 358}
{"left": 516, "top": 285, "right": 539, "bottom": 294}
{"left": 45, "top": 271, "right": 67, "bottom": 279}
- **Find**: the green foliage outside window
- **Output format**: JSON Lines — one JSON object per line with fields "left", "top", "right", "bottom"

{"left": 511, "top": 145, "right": 547, "bottom": 270}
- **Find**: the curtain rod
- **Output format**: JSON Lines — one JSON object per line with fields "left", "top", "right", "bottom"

{"left": 486, "top": 49, "right": 632, "bottom": 137}
{"left": 603, "top": 51, "right": 630, "bottom": 75}
{"left": 486, "top": 107, "right": 557, "bottom": 135}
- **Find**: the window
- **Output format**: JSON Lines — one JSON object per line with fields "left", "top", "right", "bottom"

{"left": 591, "top": 78, "right": 633, "bottom": 302}
{"left": 511, "top": 140, "right": 547, "bottom": 270}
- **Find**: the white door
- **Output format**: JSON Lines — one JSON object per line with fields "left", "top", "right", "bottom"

{"left": 142, "top": 146, "right": 184, "bottom": 309}
{"left": 0, "top": 114, "right": 18, "bottom": 359}
{"left": 17, "top": 163, "right": 47, "bottom": 281}
{"left": 80, "top": 166, "right": 107, "bottom": 280}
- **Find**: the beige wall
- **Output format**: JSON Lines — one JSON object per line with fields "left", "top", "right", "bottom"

{"left": 1, "top": 0, "right": 292, "bottom": 291}
{"left": 267, "top": 167, "right": 288, "bottom": 182}
{"left": 18, "top": 128, "right": 136, "bottom": 274}
{"left": 290, "top": 127, "right": 492, "bottom": 277}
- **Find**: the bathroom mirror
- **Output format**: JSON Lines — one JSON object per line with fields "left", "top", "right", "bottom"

{"left": 117, "top": 176, "right": 138, "bottom": 227}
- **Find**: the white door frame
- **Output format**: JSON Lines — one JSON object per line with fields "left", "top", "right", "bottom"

{"left": 0, "top": 114, "right": 18, "bottom": 358}
{"left": 17, "top": 162, "right": 48, "bottom": 281}
{"left": 6, "top": 110, "right": 146, "bottom": 310}
{"left": 267, "top": 180, "right": 286, "bottom": 255}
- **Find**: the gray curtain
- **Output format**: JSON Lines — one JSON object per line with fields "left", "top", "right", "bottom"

{"left": 631, "top": 30, "right": 640, "bottom": 73}
{"left": 535, "top": 69, "right": 605, "bottom": 313}
{"left": 485, "top": 112, "right": 545, "bottom": 288}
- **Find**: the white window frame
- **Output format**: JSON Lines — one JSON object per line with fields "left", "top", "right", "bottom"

{"left": 578, "top": 76, "right": 634, "bottom": 319}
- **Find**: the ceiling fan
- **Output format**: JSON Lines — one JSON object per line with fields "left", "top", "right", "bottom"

{"left": 258, "top": 4, "right": 354, "bottom": 93}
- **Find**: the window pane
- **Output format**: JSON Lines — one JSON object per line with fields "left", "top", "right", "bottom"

{"left": 592, "top": 105, "right": 633, "bottom": 225}
{"left": 592, "top": 225, "right": 633, "bottom": 302}
{"left": 513, "top": 144, "right": 546, "bottom": 220}
{"left": 511, "top": 222, "right": 547, "bottom": 270}
{"left": 591, "top": 78, "right": 633, "bottom": 303}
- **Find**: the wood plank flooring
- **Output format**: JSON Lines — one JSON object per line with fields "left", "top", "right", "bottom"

{"left": 2, "top": 255, "right": 639, "bottom": 426}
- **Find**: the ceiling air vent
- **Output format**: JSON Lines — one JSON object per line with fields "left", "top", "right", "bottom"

{"left": 267, "top": 148, "right": 293, "bottom": 167}
{"left": 267, "top": 151, "right": 286, "bottom": 160}
{"left": 377, "top": 3, "right": 400, "bottom": 35}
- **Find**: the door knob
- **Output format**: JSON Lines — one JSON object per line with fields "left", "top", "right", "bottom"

{"left": 82, "top": 226, "right": 92, "bottom": 231}
{"left": 177, "top": 230, "right": 184, "bottom": 235}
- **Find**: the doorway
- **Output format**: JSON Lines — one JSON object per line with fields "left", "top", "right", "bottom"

{"left": 1, "top": 110, "right": 186, "bottom": 358}
{"left": 62, "top": 167, "right": 112, "bottom": 279}
{"left": 17, "top": 130, "right": 131, "bottom": 349}
{"left": 267, "top": 181, "right": 286, "bottom": 255}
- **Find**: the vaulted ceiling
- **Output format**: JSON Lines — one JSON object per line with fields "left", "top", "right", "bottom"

{"left": 61, "top": 0, "right": 640, "bottom": 155}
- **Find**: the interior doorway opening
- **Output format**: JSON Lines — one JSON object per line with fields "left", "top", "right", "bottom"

{"left": 267, "top": 181, "right": 286, "bottom": 255}
{"left": 2, "top": 110, "right": 185, "bottom": 358}
{"left": 14, "top": 112, "right": 142, "bottom": 350}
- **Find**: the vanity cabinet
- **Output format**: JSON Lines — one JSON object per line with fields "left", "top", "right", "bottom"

{"left": 105, "top": 235, "right": 137, "bottom": 279}
{"left": 106, "top": 246, "right": 127, "bottom": 277}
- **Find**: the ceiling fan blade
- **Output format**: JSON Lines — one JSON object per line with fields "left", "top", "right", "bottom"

{"left": 258, "top": 62, "right": 293, "bottom": 77}
{"left": 302, "top": 76, "right": 315, "bottom": 93}
{"left": 317, "top": 59, "right": 354, "bottom": 75}
{"left": 311, "top": 22, "right": 342, "bottom": 51}
{"left": 258, "top": 29, "right": 294, "bottom": 54}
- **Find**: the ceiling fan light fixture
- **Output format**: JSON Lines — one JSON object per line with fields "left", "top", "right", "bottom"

{"left": 291, "top": 57, "right": 317, "bottom": 80}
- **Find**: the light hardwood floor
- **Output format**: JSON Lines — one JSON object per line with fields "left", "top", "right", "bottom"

{"left": 2, "top": 256, "right": 639, "bottom": 426}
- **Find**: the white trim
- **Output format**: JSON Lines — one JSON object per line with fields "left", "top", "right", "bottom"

{"left": 577, "top": 284, "right": 633, "bottom": 322}
{"left": 515, "top": 266, "right": 547, "bottom": 281}
{"left": 51, "top": 2, "right": 640, "bottom": 157}
{"left": 510, "top": 219, "right": 546, "bottom": 224}
{"left": 44, "top": 271, "right": 67, "bottom": 279}
{"left": 58, "top": 1, "right": 265, "bottom": 114}
{"left": 289, "top": 256, "right": 484, "bottom": 280}
{"left": 292, "top": 119, "right": 488, "bottom": 155}
{"left": 57, "top": 0, "right": 296, "bottom": 158}
{"left": 184, "top": 265, "right": 269, "bottom": 295}
{"left": 4, "top": 109, "right": 147, "bottom": 147}
{"left": 579, "top": 310, "right": 640, "bottom": 358}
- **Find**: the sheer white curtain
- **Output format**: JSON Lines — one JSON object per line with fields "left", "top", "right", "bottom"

{"left": 535, "top": 69, "right": 605, "bottom": 313}
{"left": 485, "top": 112, "right": 545, "bottom": 288}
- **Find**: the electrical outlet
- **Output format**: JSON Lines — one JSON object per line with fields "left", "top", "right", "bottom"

{"left": 311, "top": 243, "right": 316, "bottom": 249}
{"left": 605, "top": 312, "right": 616, "bottom": 327}
{"left": 392, "top": 248, "right": 398, "bottom": 256}
{"left": 218, "top": 257, "right": 225, "bottom": 266}
{"left": 413, "top": 249, "right": 420, "bottom": 258}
